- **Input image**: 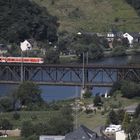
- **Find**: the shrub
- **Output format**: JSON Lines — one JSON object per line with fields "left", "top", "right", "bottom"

{"left": 13, "top": 112, "right": 20, "bottom": 120}
{"left": 85, "top": 109, "right": 93, "bottom": 114}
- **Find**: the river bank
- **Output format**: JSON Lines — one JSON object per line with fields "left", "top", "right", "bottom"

{"left": 104, "top": 48, "right": 140, "bottom": 58}
{"left": 0, "top": 55, "right": 140, "bottom": 101}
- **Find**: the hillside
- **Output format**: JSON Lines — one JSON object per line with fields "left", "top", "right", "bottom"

{"left": 33, "top": 0, "right": 140, "bottom": 33}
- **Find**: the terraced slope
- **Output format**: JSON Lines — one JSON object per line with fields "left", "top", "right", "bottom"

{"left": 33, "top": 0, "right": 140, "bottom": 32}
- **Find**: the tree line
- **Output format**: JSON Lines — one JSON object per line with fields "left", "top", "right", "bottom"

{"left": 0, "top": 0, "right": 59, "bottom": 44}
{"left": 126, "top": 0, "right": 140, "bottom": 15}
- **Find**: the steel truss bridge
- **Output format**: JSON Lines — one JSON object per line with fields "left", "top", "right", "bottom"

{"left": 0, "top": 63, "right": 140, "bottom": 87}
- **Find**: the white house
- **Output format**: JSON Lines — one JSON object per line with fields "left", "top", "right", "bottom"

{"left": 106, "top": 32, "right": 115, "bottom": 42}
{"left": 20, "top": 40, "right": 32, "bottom": 51}
{"left": 116, "top": 130, "right": 127, "bottom": 140}
{"left": 123, "top": 33, "right": 133, "bottom": 47}
{"left": 105, "top": 124, "right": 121, "bottom": 133}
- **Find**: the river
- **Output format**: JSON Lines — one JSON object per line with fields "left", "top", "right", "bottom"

{"left": 0, "top": 55, "right": 140, "bottom": 101}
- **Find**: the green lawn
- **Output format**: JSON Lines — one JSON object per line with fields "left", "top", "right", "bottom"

{"left": 0, "top": 110, "right": 59, "bottom": 128}
{"left": 78, "top": 111, "right": 106, "bottom": 130}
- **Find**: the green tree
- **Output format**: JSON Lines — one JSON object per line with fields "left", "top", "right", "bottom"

{"left": 0, "top": 0, "right": 59, "bottom": 44}
{"left": 134, "top": 103, "right": 140, "bottom": 118}
{"left": 83, "top": 91, "right": 92, "bottom": 98}
{"left": 21, "top": 121, "right": 34, "bottom": 137}
{"left": 93, "top": 95, "right": 102, "bottom": 106}
{"left": 45, "top": 48, "right": 59, "bottom": 63}
{"left": 0, "top": 96, "right": 13, "bottom": 112}
{"left": 117, "top": 109, "right": 125, "bottom": 123}
{"left": 108, "top": 110, "right": 119, "bottom": 125}
{"left": 121, "top": 81, "right": 140, "bottom": 98}
{"left": 13, "top": 112, "right": 20, "bottom": 120}
{"left": 127, "top": 117, "right": 140, "bottom": 140}
{"left": 16, "top": 81, "right": 43, "bottom": 106}
{"left": 122, "top": 112, "right": 130, "bottom": 133}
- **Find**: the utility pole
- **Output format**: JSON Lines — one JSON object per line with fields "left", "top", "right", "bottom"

{"left": 20, "top": 51, "right": 23, "bottom": 82}
{"left": 81, "top": 52, "right": 85, "bottom": 98}
{"left": 75, "top": 86, "right": 78, "bottom": 129}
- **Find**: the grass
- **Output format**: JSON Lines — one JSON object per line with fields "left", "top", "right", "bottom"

{"left": 0, "top": 111, "right": 59, "bottom": 128}
{"left": 0, "top": 137, "right": 20, "bottom": 140}
{"left": 78, "top": 111, "right": 106, "bottom": 130}
{"left": 33, "top": 0, "right": 140, "bottom": 32}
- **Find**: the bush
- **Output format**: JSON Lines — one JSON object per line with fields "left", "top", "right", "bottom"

{"left": 26, "top": 135, "right": 38, "bottom": 140}
{"left": 83, "top": 91, "right": 92, "bottom": 98}
{"left": 13, "top": 112, "right": 20, "bottom": 120}
{"left": 112, "top": 46, "right": 126, "bottom": 56}
{"left": 85, "top": 109, "right": 93, "bottom": 114}
{"left": 93, "top": 95, "right": 102, "bottom": 106}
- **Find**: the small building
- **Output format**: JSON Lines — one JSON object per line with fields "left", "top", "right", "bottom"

{"left": 39, "top": 136, "right": 65, "bottom": 140}
{"left": 105, "top": 125, "right": 121, "bottom": 133}
{"left": 123, "top": 33, "right": 133, "bottom": 47}
{"left": 116, "top": 130, "right": 127, "bottom": 140}
{"left": 20, "top": 40, "right": 32, "bottom": 51}
{"left": 106, "top": 32, "right": 115, "bottom": 42}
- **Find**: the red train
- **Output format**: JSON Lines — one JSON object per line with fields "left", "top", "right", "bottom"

{"left": 0, "top": 57, "right": 44, "bottom": 64}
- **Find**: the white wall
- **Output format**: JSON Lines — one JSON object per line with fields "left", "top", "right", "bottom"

{"left": 40, "top": 136, "right": 65, "bottom": 140}
{"left": 116, "top": 131, "right": 127, "bottom": 140}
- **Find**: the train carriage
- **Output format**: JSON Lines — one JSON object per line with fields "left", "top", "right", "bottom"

{"left": 0, "top": 57, "right": 44, "bottom": 64}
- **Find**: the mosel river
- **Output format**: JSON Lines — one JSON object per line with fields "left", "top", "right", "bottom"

{"left": 0, "top": 55, "right": 140, "bottom": 101}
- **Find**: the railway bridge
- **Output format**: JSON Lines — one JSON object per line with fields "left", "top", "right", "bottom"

{"left": 0, "top": 63, "right": 140, "bottom": 88}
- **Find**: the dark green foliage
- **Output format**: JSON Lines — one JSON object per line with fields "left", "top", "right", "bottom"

{"left": 85, "top": 109, "right": 93, "bottom": 114}
{"left": 117, "top": 109, "right": 125, "bottom": 123}
{"left": 0, "top": 119, "right": 13, "bottom": 132}
{"left": 108, "top": 110, "right": 119, "bottom": 125}
{"left": 126, "top": 0, "right": 140, "bottom": 15}
{"left": 44, "top": 48, "right": 60, "bottom": 63}
{"left": 0, "top": 0, "right": 59, "bottom": 44}
{"left": 93, "top": 95, "right": 102, "bottom": 106}
{"left": 122, "top": 112, "right": 130, "bottom": 133}
{"left": 21, "top": 121, "right": 34, "bottom": 137}
{"left": 73, "top": 34, "right": 104, "bottom": 60}
{"left": 112, "top": 46, "right": 126, "bottom": 56}
{"left": 110, "top": 80, "right": 140, "bottom": 98}
{"left": 109, "top": 81, "right": 122, "bottom": 95}
{"left": 16, "top": 81, "right": 43, "bottom": 107}
{"left": 83, "top": 91, "right": 92, "bottom": 98}
{"left": 134, "top": 104, "right": 140, "bottom": 118}
{"left": 59, "top": 33, "right": 105, "bottom": 61}
{"left": 127, "top": 117, "right": 140, "bottom": 140}
{"left": 13, "top": 112, "right": 20, "bottom": 120}
{"left": 121, "top": 80, "right": 140, "bottom": 98}
{"left": 0, "top": 96, "right": 14, "bottom": 112}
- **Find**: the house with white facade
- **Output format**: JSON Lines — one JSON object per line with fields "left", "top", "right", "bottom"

{"left": 116, "top": 130, "right": 127, "bottom": 140}
{"left": 105, "top": 125, "right": 121, "bottom": 133}
{"left": 20, "top": 40, "right": 32, "bottom": 51}
{"left": 123, "top": 33, "right": 133, "bottom": 47}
